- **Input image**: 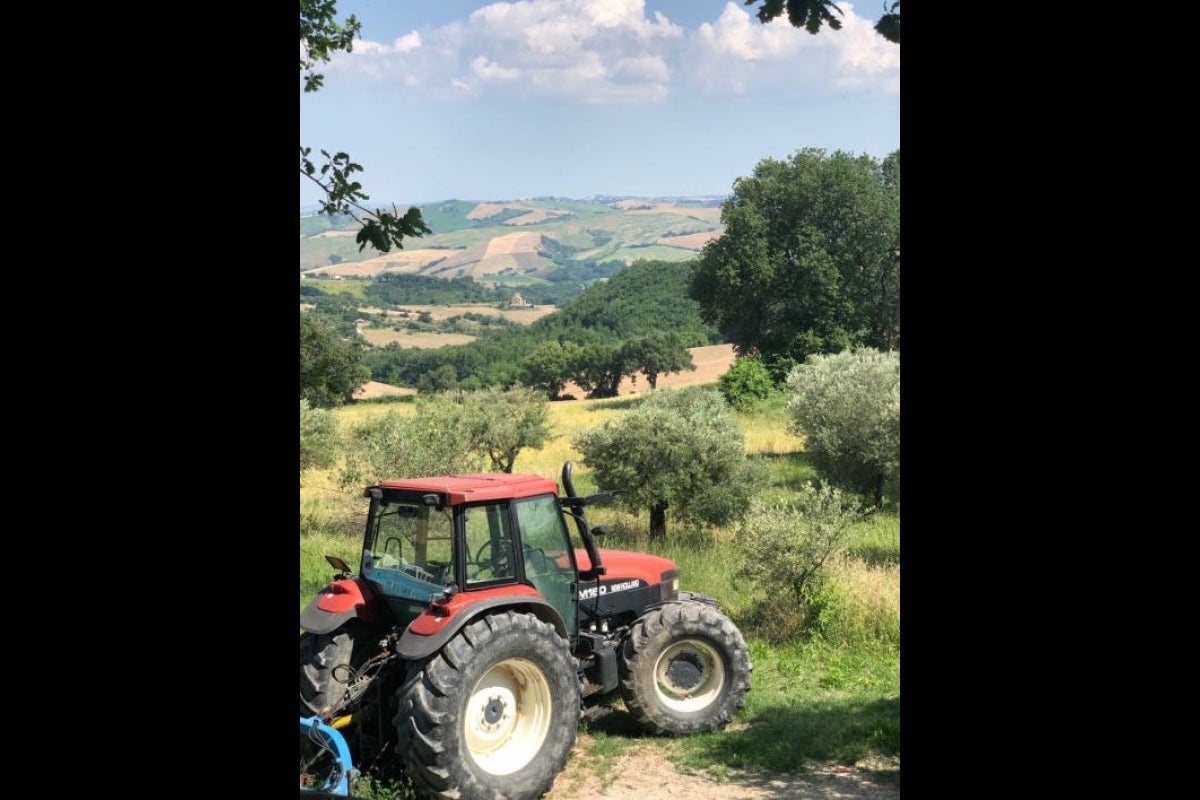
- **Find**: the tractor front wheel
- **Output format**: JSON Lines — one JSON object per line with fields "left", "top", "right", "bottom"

{"left": 395, "top": 610, "right": 580, "bottom": 800}
{"left": 619, "top": 600, "right": 752, "bottom": 735}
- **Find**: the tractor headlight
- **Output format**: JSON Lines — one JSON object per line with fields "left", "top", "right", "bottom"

{"left": 660, "top": 570, "right": 679, "bottom": 601}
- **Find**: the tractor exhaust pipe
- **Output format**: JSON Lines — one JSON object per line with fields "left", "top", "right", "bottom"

{"left": 562, "top": 461, "right": 579, "bottom": 500}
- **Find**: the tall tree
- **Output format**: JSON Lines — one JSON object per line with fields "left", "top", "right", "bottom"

{"left": 299, "top": 311, "right": 370, "bottom": 407}
{"left": 520, "top": 340, "right": 581, "bottom": 400}
{"left": 689, "top": 148, "right": 900, "bottom": 377}
{"left": 574, "top": 388, "right": 761, "bottom": 539}
{"left": 621, "top": 333, "right": 696, "bottom": 391}
{"left": 568, "top": 341, "right": 632, "bottom": 399}
{"left": 300, "top": 1, "right": 431, "bottom": 253}
{"left": 743, "top": 0, "right": 900, "bottom": 44}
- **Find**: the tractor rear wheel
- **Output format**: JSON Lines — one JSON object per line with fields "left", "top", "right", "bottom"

{"left": 300, "top": 624, "right": 375, "bottom": 718}
{"left": 619, "top": 600, "right": 752, "bottom": 735}
{"left": 395, "top": 610, "right": 580, "bottom": 800}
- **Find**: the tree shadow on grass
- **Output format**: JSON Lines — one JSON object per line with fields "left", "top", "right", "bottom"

{"left": 580, "top": 694, "right": 899, "bottom": 784}
{"left": 586, "top": 395, "right": 648, "bottom": 412}
{"left": 847, "top": 542, "right": 900, "bottom": 567}
{"left": 750, "top": 451, "right": 818, "bottom": 494}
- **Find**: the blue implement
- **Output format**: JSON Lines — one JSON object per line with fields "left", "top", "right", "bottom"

{"left": 299, "top": 715, "right": 356, "bottom": 796}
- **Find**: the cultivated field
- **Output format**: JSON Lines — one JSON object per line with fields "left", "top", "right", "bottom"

{"left": 656, "top": 230, "right": 723, "bottom": 250}
{"left": 305, "top": 248, "right": 454, "bottom": 278}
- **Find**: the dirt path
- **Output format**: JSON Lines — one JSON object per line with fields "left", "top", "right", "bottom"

{"left": 546, "top": 740, "right": 900, "bottom": 800}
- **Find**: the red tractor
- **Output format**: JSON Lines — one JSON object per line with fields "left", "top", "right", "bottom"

{"left": 299, "top": 462, "right": 751, "bottom": 800}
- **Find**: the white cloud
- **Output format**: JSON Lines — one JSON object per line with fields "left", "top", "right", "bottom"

{"left": 613, "top": 54, "right": 669, "bottom": 82}
{"left": 314, "top": 1, "right": 895, "bottom": 102}
{"left": 351, "top": 31, "right": 422, "bottom": 56}
{"left": 394, "top": 32, "right": 422, "bottom": 53}
{"left": 685, "top": 2, "right": 898, "bottom": 95}
{"left": 472, "top": 55, "right": 522, "bottom": 82}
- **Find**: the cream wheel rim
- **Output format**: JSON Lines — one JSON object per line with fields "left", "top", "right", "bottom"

{"left": 653, "top": 639, "right": 725, "bottom": 713}
{"left": 464, "top": 658, "right": 553, "bottom": 775}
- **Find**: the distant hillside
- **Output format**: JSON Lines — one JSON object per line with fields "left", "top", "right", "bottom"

{"left": 299, "top": 196, "right": 725, "bottom": 284}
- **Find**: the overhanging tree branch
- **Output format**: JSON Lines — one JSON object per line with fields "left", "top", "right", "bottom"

{"left": 300, "top": 0, "right": 429, "bottom": 253}
{"left": 744, "top": 0, "right": 899, "bottom": 44}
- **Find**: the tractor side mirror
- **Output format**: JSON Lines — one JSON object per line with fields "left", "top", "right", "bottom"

{"left": 325, "top": 555, "right": 352, "bottom": 574}
{"left": 591, "top": 525, "right": 610, "bottom": 536}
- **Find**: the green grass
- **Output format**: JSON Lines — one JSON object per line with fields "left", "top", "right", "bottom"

{"left": 300, "top": 278, "right": 369, "bottom": 300}
{"left": 673, "top": 639, "right": 899, "bottom": 772}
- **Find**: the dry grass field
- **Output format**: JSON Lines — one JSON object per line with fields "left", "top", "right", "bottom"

{"left": 357, "top": 329, "right": 478, "bottom": 348}
{"left": 626, "top": 205, "right": 723, "bottom": 222}
{"left": 504, "top": 209, "right": 568, "bottom": 225}
{"left": 353, "top": 381, "right": 417, "bottom": 400}
{"left": 559, "top": 343, "right": 736, "bottom": 399}
{"left": 482, "top": 231, "right": 543, "bottom": 257}
{"left": 465, "top": 202, "right": 511, "bottom": 220}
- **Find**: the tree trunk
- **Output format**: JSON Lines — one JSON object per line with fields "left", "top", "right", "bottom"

{"left": 649, "top": 503, "right": 667, "bottom": 541}
{"left": 874, "top": 473, "right": 885, "bottom": 509}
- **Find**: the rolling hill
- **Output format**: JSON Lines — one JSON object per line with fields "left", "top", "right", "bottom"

{"left": 299, "top": 196, "right": 725, "bottom": 285}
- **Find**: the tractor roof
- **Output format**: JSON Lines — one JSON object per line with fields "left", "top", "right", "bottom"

{"left": 372, "top": 473, "right": 560, "bottom": 505}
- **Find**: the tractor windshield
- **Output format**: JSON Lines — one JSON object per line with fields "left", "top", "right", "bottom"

{"left": 361, "top": 494, "right": 454, "bottom": 603}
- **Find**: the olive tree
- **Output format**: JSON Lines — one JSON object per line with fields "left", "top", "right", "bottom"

{"left": 457, "top": 386, "right": 554, "bottom": 473}
{"left": 300, "top": 399, "right": 339, "bottom": 475}
{"left": 574, "top": 388, "right": 760, "bottom": 539}
{"left": 339, "top": 401, "right": 484, "bottom": 488}
{"left": 786, "top": 348, "right": 899, "bottom": 507}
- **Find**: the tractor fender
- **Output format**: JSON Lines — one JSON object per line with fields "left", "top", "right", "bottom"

{"left": 300, "top": 577, "right": 377, "bottom": 634}
{"left": 395, "top": 594, "right": 567, "bottom": 661}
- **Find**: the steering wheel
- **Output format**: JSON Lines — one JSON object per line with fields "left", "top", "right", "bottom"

{"left": 469, "top": 540, "right": 510, "bottom": 580}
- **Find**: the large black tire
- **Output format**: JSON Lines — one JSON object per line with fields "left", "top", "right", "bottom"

{"left": 395, "top": 610, "right": 581, "bottom": 800}
{"left": 618, "top": 600, "right": 752, "bottom": 735}
{"left": 300, "top": 625, "right": 375, "bottom": 718}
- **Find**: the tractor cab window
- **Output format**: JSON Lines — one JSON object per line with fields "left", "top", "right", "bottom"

{"left": 514, "top": 494, "right": 577, "bottom": 635}
{"left": 463, "top": 503, "right": 517, "bottom": 586}
{"left": 361, "top": 497, "right": 454, "bottom": 603}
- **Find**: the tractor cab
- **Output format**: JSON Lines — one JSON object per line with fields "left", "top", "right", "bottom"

{"left": 360, "top": 472, "right": 582, "bottom": 639}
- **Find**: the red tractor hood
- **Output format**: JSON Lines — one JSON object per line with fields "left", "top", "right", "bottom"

{"left": 576, "top": 548, "right": 677, "bottom": 584}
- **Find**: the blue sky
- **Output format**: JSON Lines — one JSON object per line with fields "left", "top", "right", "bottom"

{"left": 299, "top": 1, "right": 899, "bottom": 206}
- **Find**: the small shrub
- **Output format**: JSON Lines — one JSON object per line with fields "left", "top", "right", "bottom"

{"left": 734, "top": 483, "right": 871, "bottom": 639}
{"left": 719, "top": 355, "right": 774, "bottom": 410}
